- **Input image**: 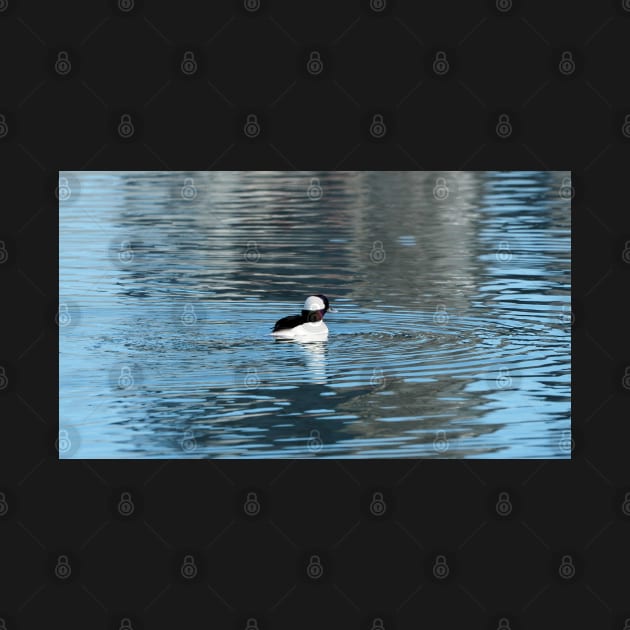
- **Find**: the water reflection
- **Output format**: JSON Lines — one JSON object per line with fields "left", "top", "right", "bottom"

{"left": 60, "top": 171, "right": 571, "bottom": 458}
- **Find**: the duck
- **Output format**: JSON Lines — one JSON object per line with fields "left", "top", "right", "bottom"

{"left": 271, "top": 295, "right": 336, "bottom": 341}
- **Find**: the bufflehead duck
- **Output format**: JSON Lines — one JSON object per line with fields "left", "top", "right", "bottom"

{"left": 272, "top": 295, "right": 336, "bottom": 341}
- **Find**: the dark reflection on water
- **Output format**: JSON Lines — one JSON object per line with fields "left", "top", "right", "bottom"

{"left": 60, "top": 171, "right": 571, "bottom": 458}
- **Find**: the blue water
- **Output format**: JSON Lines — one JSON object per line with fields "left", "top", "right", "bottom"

{"left": 59, "top": 171, "right": 571, "bottom": 458}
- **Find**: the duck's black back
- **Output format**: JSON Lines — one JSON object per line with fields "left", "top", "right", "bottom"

{"left": 272, "top": 314, "right": 305, "bottom": 332}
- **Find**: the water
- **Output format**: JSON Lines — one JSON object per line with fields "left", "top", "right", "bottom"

{"left": 59, "top": 171, "right": 571, "bottom": 459}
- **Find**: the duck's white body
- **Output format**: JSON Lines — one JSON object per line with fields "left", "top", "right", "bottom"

{"left": 271, "top": 295, "right": 335, "bottom": 342}
{"left": 271, "top": 320, "right": 329, "bottom": 341}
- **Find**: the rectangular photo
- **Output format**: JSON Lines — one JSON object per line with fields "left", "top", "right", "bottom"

{"left": 59, "top": 171, "right": 571, "bottom": 459}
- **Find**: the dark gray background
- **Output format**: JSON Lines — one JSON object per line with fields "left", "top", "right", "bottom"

{"left": 1, "top": 0, "right": 629, "bottom": 628}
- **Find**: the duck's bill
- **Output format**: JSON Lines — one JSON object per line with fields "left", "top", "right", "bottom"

{"left": 328, "top": 306, "right": 338, "bottom": 312}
